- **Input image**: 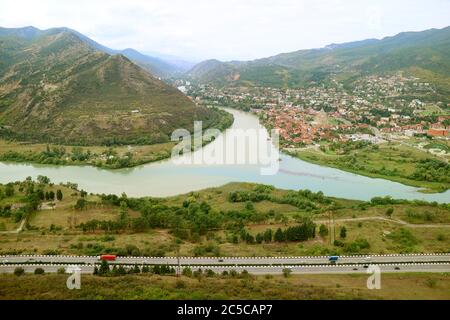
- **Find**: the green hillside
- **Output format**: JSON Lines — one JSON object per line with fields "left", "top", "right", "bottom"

{"left": 188, "top": 27, "right": 450, "bottom": 98}
{"left": 0, "top": 27, "right": 225, "bottom": 145}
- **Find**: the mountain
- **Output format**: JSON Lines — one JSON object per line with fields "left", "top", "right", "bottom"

{"left": 117, "top": 48, "right": 181, "bottom": 78}
{"left": 187, "top": 27, "right": 450, "bottom": 96}
{"left": 61, "top": 27, "right": 187, "bottom": 78}
{"left": 187, "top": 59, "right": 241, "bottom": 84}
{"left": 0, "top": 26, "right": 184, "bottom": 78}
{"left": 143, "top": 51, "right": 197, "bottom": 73}
{"left": 0, "top": 26, "right": 223, "bottom": 145}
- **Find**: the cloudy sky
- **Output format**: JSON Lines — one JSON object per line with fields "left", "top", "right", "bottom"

{"left": 0, "top": 0, "right": 449, "bottom": 62}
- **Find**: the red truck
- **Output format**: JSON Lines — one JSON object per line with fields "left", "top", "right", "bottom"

{"left": 100, "top": 255, "right": 117, "bottom": 262}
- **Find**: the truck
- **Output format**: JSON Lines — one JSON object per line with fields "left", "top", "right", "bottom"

{"left": 100, "top": 255, "right": 117, "bottom": 262}
{"left": 329, "top": 256, "right": 339, "bottom": 264}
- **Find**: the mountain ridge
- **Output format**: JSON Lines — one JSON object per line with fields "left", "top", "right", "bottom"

{"left": 0, "top": 26, "right": 183, "bottom": 78}
{"left": 0, "top": 26, "right": 224, "bottom": 145}
{"left": 187, "top": 26, "right": 450, "bottom": 98}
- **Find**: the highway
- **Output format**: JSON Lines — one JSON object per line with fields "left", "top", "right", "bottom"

{"left": 1, "top": 253, "right": 449, "bottom": 266}
{"left": 0, "top": 263, "right": 449, "bottom": 275}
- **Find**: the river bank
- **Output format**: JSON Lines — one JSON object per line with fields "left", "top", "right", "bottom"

{"left": 286, "top": 145, "right": 449, "bottom": 194}
{"left": 0, "top": 108, "right": 449, "bottom": 202}
{"left": 0, "top": 108, "right": 234, "bottom": 170}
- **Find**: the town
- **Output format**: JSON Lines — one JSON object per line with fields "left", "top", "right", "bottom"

{"left": 174, "top": 74, "right": 449, "bottom": 156}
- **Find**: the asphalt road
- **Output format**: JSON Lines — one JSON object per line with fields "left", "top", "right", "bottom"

{"left": 1, "top": 253, "right": 449, "bottom": 267}
{"left": 0, "top": 263, "right": 449, "bottom": 275}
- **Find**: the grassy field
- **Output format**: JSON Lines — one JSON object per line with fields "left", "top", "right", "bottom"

{"left": 0, "top": 273, "right": 449, "bottom": 300}
{"left": 0, "top": 181, "right": 448, "bottom": 257}
{"left": 289, "top": 142, "right": 450, "bottom": 193}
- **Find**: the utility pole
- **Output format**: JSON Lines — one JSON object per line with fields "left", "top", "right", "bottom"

{"left": 176, "top": 246, "right": 181, "bottom": 278}
{"left": 331, "top": 211, "right": 336, "bottom": 244}
{"left": 329, "top": 211, "right": 333, "bottom": 245}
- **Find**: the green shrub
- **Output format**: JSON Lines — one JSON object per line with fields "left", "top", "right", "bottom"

{"left": 34, "top": 268, "right": 45, "bottom": 275}
{"left": 14, "top": 267, "right": 25, "bottom": 276}
{"left": 387, "top": 228, "right": 420, "bottom": 248}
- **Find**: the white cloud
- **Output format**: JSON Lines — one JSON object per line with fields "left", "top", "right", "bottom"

{"left": 0, "top": 0, "right": 449, "bottom": 61}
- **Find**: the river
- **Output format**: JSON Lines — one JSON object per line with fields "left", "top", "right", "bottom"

{"left": 0, "top": 108, "right": 449, "bottom": 202}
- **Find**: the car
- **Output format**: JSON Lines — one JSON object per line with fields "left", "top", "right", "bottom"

{"left": 363, "top": 265, "right": 369, "bottom": 269}
{"left": 218, "top": 259, "right": 224, "bottom": 263}
{"left": 395, "top": 267, "right": 401, "bottom": 270}
{"left": 353, "top": 268, "right": 358, "bottom": 271}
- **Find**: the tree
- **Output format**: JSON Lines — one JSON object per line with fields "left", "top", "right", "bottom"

{"left": 206, "top": 269, "right": 215, "bottom": 277}
{"left": 274, "top": 228, "right": 285, "bottom": 242}
{"left": 56, "top": 190, "right": 63, "bottom": 201}
{"left": 142, "top": 265, "right": 150, "bottom": 273}
{"left": 200, "top": 201, "right": 211, "bottom": 214}
{"left": 98, "top": 260, "right": 110, "bottom": 275}
{"left": 117, "top": 265, "right": 127, "bottom": 276}
{"left": 119, "top": 201, "right": 129, "bottom": 223}
{"left": 245, "top": 233, "right": 255, "bottom": 244}
{"left": 132, "top": 264, "right": 141, "bottom": 274}
{"left": 386, "top": 208, "right": 394, "bottom": 218}
{"left": 319, "top": 224, "right": 329, "bottom": 238}
{"left": 37, "top": 175, "right": 50, "bottom": 185}
{"left": 282, "top": 268, "right": 292, "bottom": 278}
{"left": 34, "top": 268, "right": 45, "bottom": 275}
{"left": 37, "top": 189, "right": 45, "bottom": 201}
{"left": 263, "top": 229, "right": 273, "bottom": 242}
{"left": 340, "top": 226, "right": 347, "bottom": 239}
{"left": 182, "top": 267, "right": 193, "bottom": 277}
{"left": 4, "top": 184, "right": 14, "bottom": 197}
{"left": 14, "top": 267, "right": 25, "bottom": 276}
{"left": 245, "top": 201, "right": 255, "bottom": 211}
{"left": 75, "top": 198, "right": 87, "bottom": 211}
{"left": 48, "top": 191, "right": 55, "bottom": 201}
{"left": 256, "top": 233, "right": 264, "bottom": 244}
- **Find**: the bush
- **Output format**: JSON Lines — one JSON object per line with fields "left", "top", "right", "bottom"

{"left": 14, "top": 267, "right": 25, "bottom": 276}
{"left": 386, "top": 208, "right": 394, "bottom": 217}
{"left": 175, "top": 280, "right": 186, "bottom": 289}
{"left": 334, "top": 240, "right": 345, "bottom": 247}
{"left": 425, "top": 278, "right": 437, "bottom": 288}
{"left": 319, "top": 224, "right": 328, "bottom": 238}
{"left": 57, "top": 267, "right": 66, "bottom": 274}
{"left": 205, "top": 269, "right": 216, "bottom": 277}
{"left": 142, "top": 265, "right": 151, "bottom": 273}
{"left": 282, "top": 268, "right": 292, "bottom": 278}
{"left": 340, "top": 226, "right": 347, "bottom": 239}
{"left": 241, "top": 270, "right": 250, "bottom": 277}
{"left": 34, "top": 268, "right": 45, "bottom": 275}
{"left": 387, "top": 228, "right": 420, "bottom": 248}
{"left": 182, "top": 267, "right": 193, "bottom": 277}
{"left": 344, "top": 238, "right": 371, "bottom": 253}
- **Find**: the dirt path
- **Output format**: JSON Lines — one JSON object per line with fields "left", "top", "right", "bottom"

{"left": 315, "top": 216, "right": 450, "bottom": 228}
{"left": 0, "top": 219, "right": 26, "bottom": 235}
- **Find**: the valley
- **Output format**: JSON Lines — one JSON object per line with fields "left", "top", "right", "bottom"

{"left": 0, "top": 20, "right": 449, "bottom": 303}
